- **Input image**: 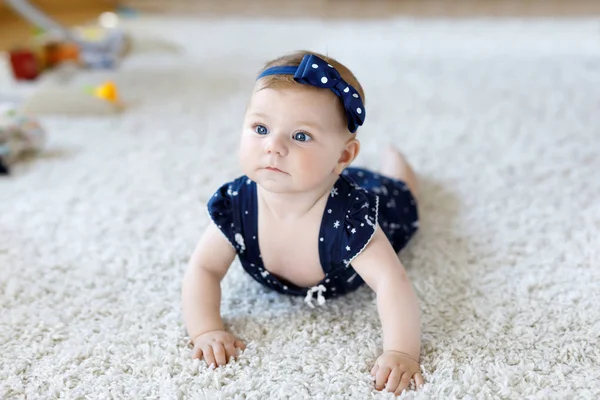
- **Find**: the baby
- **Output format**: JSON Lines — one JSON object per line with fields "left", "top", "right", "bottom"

{"left": 182, "top": 50, "right": 424, "bottom": 395}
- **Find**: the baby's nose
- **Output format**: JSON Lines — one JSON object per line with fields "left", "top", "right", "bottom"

{"left": 265, "top": 135, "right": 287, "bottom": 156}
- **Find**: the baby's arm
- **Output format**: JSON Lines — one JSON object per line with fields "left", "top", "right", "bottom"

{"left": 182, "top": 221, "right": 241, "bottom": 365}
{"left": 351, "top": 226, "right": 424, "bottom": 394}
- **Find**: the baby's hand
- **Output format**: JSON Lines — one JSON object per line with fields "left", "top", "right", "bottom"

{"left": 191, "top": 330, "right": 246, "bottom": 367}
{"left": 371, "top": 350, "right": 424, "bottom": 396}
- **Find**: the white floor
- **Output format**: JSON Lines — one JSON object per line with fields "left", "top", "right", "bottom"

{"left": 1, "top": 16, "right": 599, "bottom": 399}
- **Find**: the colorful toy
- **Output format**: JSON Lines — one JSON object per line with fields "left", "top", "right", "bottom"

{"left": 16, "top": 78, "right": 125, "bottom": 116}
{"left": 5, "top": 0, "right": 130, "bottom": 80}
{"left": 44, "top": 41, "right": 80, "bottom": 67}
{"left": 8, "top": 48, "right": 40, "bottom": 80}
{"left": 90, "top": 81, "right": 120, "bottom": 104}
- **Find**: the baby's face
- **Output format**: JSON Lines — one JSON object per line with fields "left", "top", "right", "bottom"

{"left": 239, "top": 84, "right": 351, "bottom": 194}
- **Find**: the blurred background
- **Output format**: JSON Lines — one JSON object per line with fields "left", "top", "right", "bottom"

{"left": 2, "top": 0, "right": 600, "bottom": 52}
{"left": 2, "top": 0, "right": 599, "bottom": 83}
{"left": 1, "top": 0, "right": 598, "bottom": 83}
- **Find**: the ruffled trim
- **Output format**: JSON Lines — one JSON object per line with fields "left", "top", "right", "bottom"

{"left": 344, "top": 191, "right": 380, "bottom": 267}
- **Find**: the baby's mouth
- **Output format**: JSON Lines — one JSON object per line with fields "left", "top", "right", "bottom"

{"left": 265, "top": 166, "right": 284, "bottom": 173}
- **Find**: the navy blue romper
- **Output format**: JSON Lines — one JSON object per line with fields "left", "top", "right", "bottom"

{"left": 207, "top": 167, "right": 419, "bottom": 307}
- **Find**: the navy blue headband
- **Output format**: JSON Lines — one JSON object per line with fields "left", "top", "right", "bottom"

{"left": 257, "top": 54, "right": 365, "bottom": 133}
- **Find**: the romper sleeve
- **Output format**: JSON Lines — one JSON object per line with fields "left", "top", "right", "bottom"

{"left": 342, "top": 186, "right": 380, "bottom": 266}
{"left": 206, "top": 180, "right": 239, "bottom": 251}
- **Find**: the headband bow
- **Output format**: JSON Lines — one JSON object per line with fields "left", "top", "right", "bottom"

{"left": 257, "top": 54, "right": 365, "bottom": 133}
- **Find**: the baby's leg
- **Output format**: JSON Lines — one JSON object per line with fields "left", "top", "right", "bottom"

{"left": 380, "top": 145, "right": 419, "bottom": 200}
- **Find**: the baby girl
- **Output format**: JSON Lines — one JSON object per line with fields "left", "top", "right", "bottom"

{"left": 182, "top": 50, "right": 424, "bottom": 395}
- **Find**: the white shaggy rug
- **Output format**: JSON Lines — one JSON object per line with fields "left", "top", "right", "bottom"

{"left": 1, "top": 16, "right": 599, "bottom": 399}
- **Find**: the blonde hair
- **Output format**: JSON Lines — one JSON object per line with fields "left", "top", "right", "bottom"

{"left": 257, "top": 51, "right": 365, "bottom": 130}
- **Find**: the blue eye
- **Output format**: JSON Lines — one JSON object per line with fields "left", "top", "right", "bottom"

{"left": 293, "top": 132, "right": 312, "bottom": 142}
{"left": 254, "top": 125, "right": 268, "bottom": 135}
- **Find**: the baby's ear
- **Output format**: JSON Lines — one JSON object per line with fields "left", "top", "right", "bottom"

{"left": 335, "top": 137, "right": 360, "bottom": 174}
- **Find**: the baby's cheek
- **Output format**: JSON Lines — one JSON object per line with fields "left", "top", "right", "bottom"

{"left": 238, "top": 138, "right": 256, "bottom": 166}
{"left": 298, "top": 154, "right": 332, "bottom": 183}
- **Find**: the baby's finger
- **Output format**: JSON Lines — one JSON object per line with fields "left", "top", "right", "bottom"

{"left": 213, "top": 344, "right": 228, "bottom": 366}
{"left": 191, "top": 345, "right": 203, "bottom": 360}
{"left": 394, "top": 372, "right": 412, "bottom": 396}
{"left": 385, "top": 367, "right": 402, "bottom": 393}
{"left": 202, "top": 346, "right": 216, "bottom": 368}
{"left": 375, "top": 366, "right": 391, "bottom": 391}
{"left": 234, "top": 340, "right": 246, "bottom": 351}
{"left": 225, "top": 341, "right": 238, "bottom": 361}
{"left": 414, "top": 372, "right": 425, "bottom": 388}
{"left": 370, "top": 363, "right": 379, "bottom": 376}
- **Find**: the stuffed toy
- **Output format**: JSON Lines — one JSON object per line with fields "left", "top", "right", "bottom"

{"left": 0, "top": 110, "right": 46, "bottom": 175}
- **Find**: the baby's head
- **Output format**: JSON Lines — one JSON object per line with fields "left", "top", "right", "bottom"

{"left": 239, "top": 50, "right": 366, "bottom": 194}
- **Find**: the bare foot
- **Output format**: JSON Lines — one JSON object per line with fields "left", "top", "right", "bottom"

{"left": 380, "top": 145, "right": 419, "bottom": 199}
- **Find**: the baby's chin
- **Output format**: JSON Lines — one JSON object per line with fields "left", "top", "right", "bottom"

{"left": 251, "top": 172, "right": 297, "bottom": 194}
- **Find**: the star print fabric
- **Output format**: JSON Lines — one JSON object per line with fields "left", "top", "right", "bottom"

{"left": 342, "top": 167, "right": 419, "bottom": 255}
{"left": 206, "top": 167, "right": 419, "bottom": 299}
